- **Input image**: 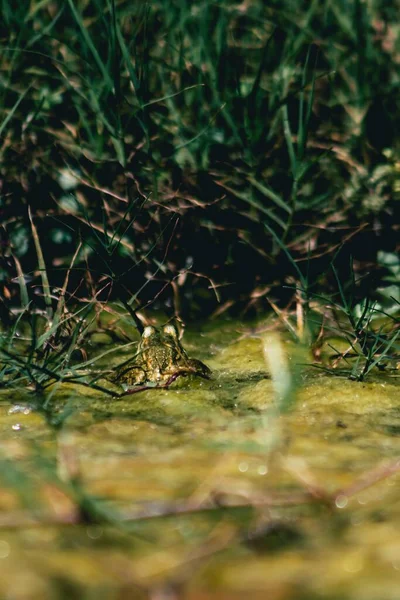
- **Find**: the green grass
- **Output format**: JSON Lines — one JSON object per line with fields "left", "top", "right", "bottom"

{"left": 0, "top": 0, "right": 399, "bottom": 378}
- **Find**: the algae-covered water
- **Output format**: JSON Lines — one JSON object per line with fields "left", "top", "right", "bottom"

{"left": 0, "top": 319, "right": 399, "bottom": 599}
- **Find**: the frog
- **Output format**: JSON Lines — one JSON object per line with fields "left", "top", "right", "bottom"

{"left": 112, "top": 324, "right": 211, "bottom": 388}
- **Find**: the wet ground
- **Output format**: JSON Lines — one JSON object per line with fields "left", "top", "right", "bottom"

{"left": 0, "top": 318, "right": 399, "bottom": 599}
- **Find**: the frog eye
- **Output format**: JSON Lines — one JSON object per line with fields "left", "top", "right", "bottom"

{"left": 142, "top": 326, "right": 155, "bottom": 338}
{"left": 163, "top": 324, "right": 177, "bottom": 338}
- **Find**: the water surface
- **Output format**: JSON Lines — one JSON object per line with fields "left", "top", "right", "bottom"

{"left": 0, "top": 318, "right": 399, "bottom": 599}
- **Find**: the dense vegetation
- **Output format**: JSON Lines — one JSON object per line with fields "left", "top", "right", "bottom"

{"left": 0, "top": 0, "right": 399, "bottom": 381}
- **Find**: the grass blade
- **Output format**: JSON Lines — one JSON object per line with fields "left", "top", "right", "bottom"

{"left": 66, "top": 0, "right": 113, "bottom": 90}
{"left": 28, "top": 206, "right": 53, "bottom": 322}
{"left": 0, "top": 87, "right": 30, "bottom": 138}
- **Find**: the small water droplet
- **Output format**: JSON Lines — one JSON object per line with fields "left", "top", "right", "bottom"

{"left": 238, "top": 461, "right": 248, "bottom": 473}
{"left": 12, "top": 424, "right": 22, "bottom": 431}
{"left": 257, "top": 465, "right": 268, "bottom": 475}
{"left": 335, "top": 494, "right": 348, "bottom": 509}
{"left": 8, "top": 405, "right": 31, "bottom": 415}
{"left": 344, "top": 553, "right": 363, "bottom": 573}
{"left": 86, "top": 526, "right": 103, "bottom": 540}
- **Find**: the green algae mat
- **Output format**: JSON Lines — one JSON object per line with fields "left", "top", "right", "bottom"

{"left": 0, "top": 320, "right": 399, "bottom": 599}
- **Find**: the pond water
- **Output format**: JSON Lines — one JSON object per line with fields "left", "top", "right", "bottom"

{"left": 0, "top": 318, "right": 399, "bottom": 599}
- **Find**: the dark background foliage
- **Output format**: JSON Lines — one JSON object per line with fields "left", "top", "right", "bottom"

{"left": 0, "top": 0, "right": 399, "bottom": 321}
